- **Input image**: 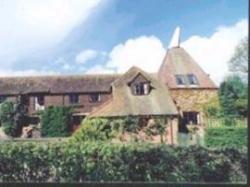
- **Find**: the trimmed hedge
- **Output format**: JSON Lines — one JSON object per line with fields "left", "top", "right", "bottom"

{"left": 0, "top": 142, "right": 247, "bottom": 182}
{"left": 204, "top": 126, "right": 247, "bottom": 148}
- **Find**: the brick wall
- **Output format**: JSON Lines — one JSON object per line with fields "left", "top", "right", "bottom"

{"left": 26, "top": 93, "right": 112, "bottom": 115}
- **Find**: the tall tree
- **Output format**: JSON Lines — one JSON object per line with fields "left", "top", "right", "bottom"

{"left": 219, "top": 75, "right": 247, "bottom": 118}
{"left": 229, "top": 37, "right": 248, "bottom": 75}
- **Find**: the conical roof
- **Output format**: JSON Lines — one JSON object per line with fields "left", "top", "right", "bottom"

{"left": 158, "top": 47, "right": 217, "bottom": 89}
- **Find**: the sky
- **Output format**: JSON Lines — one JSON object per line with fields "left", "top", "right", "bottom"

{"left": 0, "top": 0, "right": 248, "bottom": 85}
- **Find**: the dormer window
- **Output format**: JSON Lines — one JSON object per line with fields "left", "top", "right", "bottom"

{"left": 187, "top": 74, "right": 199, "bottom": 85}
{"left": 133, "top": 82, "right": 149, "bottom": 95}
{"left": 175, "top": 74, "right": 186, "bottom": 85}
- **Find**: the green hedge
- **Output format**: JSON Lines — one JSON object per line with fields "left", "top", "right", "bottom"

{"left": 0, "top": 142, "right": 247, "bottom": 182}
{"left": 205, "top": 126, "right": 247, "bottom": 148}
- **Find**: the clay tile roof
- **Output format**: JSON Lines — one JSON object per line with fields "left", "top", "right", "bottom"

{"left": 89, "top": 66, "right": 178, "bottom": 117}
{"left": 158, "top": 47, "right": 217, "bottom": 89}
{"left": 0, "top": 74, "right": 120, "bottom": 95}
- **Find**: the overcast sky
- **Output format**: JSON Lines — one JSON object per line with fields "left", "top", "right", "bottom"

{"left": 0, "top": 0, "right": 248, "bottom": 85}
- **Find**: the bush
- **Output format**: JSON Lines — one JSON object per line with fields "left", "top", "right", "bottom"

{"left": 204, "top": 126, "right": 247, "bottom": 148}
{"left": 41, "top": 106, "right": 73, "bottom": 137}
{"left": 73, "top": 118, "right": 120, "bottom": 142}
{"left": 0, "top": 101, "right": 16, "bottom": 137}
{"left": 73, "top": 116, "right": 170, "bottom": 143}
{"left": 0, "top": 142, "right": 247, "bottom": 182}
{"left": 0, "top": 99, "right": 29, "bottom": 137}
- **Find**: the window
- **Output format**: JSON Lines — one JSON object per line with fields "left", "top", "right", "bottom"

{"left": 187, "top": 74, "right": 199, "bottom": 85}
{"left": 89, "top": 93, "right": 101, "bottom": 102}
{"left": 175, "top": 75, "right": 186, "bottom": 85}
{"left": 0, "top": 96, "right": 6, "bottom": 103}
{"left": 69, "top": 94, "right": 79, "bottom": 104}
{"left": 37, "top": 95, "right": 44, "bottom": 105}
{"left": 133, "top": 83, "right": 149, "bottom": 95}
{"left": 183, "top": 112, "right": 198, "bottom": 125}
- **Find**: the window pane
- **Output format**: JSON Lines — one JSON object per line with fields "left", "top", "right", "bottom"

{"left": 89, "top": 93, "right": 100, "bottom": 102}
{"left": 187, "top": 74, "right": 198, "bottom": 85}
{"left": 37, "top": 96, "right": 44, "bottom": 105}
{"left": 133, "top": 83, "right": 149, "bottom": 95}
{"left": 69, "top": 94, "right": 79, "bottom": 104}
{"left": 143, "top": 83, "right": 149, "bottom": 94}
{"left": 175, "top": 75, "right": 186, "bottom": 85}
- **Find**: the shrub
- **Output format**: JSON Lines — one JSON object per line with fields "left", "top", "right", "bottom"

{"left": 0, "top": 98, "right": 29, "bottom": 137}
{"left": 204, "top": 126, "right": 247, "bottom": 148}
{"left": 73, "top": 116, "right": 171, "bottom": 143}
{"left": 41, "top": 106, "right": 73, "bottom": 137}
{"left": 0, "top": 101, "right": 16, "bottom": 137}
{"left": 0, "top": 142, "right": 247, "bottom": 182}
{"left": 72, "top": 118, "right": 119, "bottom": 142}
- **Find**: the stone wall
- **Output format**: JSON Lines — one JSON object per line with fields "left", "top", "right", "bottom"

{"left": 170, "top": 88, "right": 218, "bottom": 111}
{"left": 170, "top": 88, "right": 218, "bottom": 125}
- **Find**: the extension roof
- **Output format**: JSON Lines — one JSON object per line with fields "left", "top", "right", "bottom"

{"left": 0, "top": 74, "right": 120, "bottom": 95}
{"left": 89, "top": 66, "right": 178, "bottom": 117}
{"left": 158, "top": 47, "right": 217, "bottom": 89}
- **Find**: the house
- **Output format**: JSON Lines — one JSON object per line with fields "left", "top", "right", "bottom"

{"left": 0, "top": 28, "right": 218, "bottom": 143}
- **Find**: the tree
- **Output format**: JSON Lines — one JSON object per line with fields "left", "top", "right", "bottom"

{"left": 219, "top": 75, "right": 247, "bottom": 118}
{"left": 202, "top": 96, "right": 221, "bottom": 118}
{"left": 41, "top": 106, "right": 73, "bottom": 137}
{"left": 0, "top": 96, "right": 29, "bottom": 137}
{"left": 229, "top": 37, "right": 248, "bottom": 75}
{"left": 0, "top": 101, "right": 15, "bottom": 136}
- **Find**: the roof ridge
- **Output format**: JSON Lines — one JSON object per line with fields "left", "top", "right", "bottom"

{"left": 0, "top": 73, "right": 122, "bottom": 79}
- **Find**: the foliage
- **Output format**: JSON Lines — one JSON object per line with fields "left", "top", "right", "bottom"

{"left": 0, "top": 101, "right": 15, "bottom": 136}
{"left": 73, "top": 116, "right": 169, "bottom": 143}
{"left": 204, "top": 126, "right": 247, "bottom": 148}
{"left": 0, "top": 98, "right": 28, "bottom": 137}
{"left": 40, "top": 106, "right": 73, "bottom": 137}
{"left": 145, "top": 117, "right": 166, "bottom": 143}
{"left": 72, "top": 118, "right": 120, "bottom": 142}
{"left": 0, "top": 100, "right": 28, "bottom": 137}
{"left": 0, "top": 142, "right": 247, "bottom": 182}
{"left": 219, "top": 75, "right": 247, "bottom": 118}
{"left": 229, "top": 36, "right": 248, "bottom": 74}
{"left": 202, "top": 96, "right": 221, "bottom": 118}
{"left": 123, "top": 115, "right": 140, "bottom": 133}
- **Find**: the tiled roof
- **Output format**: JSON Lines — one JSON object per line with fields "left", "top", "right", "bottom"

{"left": 0, "top": 74, "right": 120, "bottom": 95}
{"left": 158, "top": 47, "right": 217, "bottom": 89}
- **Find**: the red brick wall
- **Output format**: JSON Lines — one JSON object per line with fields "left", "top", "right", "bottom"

{"left": 25, "top": 93, "right": 112, "bottom": 115}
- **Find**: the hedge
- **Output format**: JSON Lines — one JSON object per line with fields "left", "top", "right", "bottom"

{"left": 204, "top": 126, "right": 247, "bottom": 148}
{"left": 0, "top": 142, "right": 247, "bottom": 182}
